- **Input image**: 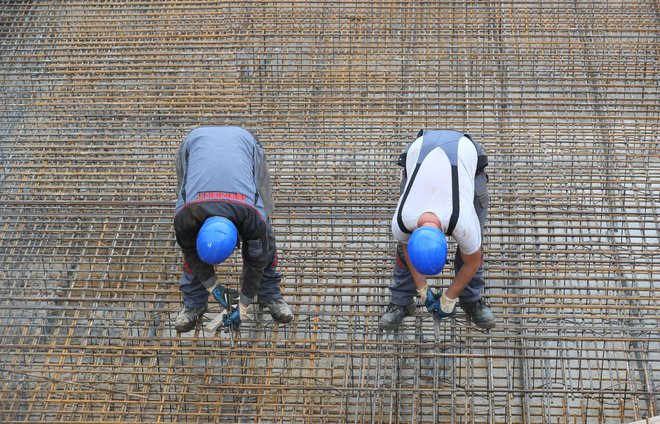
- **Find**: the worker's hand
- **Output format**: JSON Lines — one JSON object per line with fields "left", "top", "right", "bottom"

{"left": 424, "top": 287, "right": 456, "bottom": 320}
{"left": 222, "top": 302, "right": 250, "bottom": 331}
{"left": 222, "top": 308, "right": 241, "bottom": 331}
{"left": 211, "top": 284, "right": 239, "bottom": 310}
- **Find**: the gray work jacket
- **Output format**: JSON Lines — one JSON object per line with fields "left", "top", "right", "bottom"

{"left": 174, "top": 126, "right": 274, "bottom": 298}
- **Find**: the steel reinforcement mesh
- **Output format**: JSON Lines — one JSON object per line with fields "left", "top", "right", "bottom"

{"left": 0, "top": 1, "right": 658, "bottom": 423}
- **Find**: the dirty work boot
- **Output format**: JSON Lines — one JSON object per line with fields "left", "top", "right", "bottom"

{"left": 379, "top": 301, "right": 416, "bottom": 331}
{"left": 459, "top": 298, "right": 496, "bottom": 329}
{"left": 260, "top": 298, "right": 294, "bottom": 323}
{"left": 174, "top": 305, "right": 207, "bottom": 333}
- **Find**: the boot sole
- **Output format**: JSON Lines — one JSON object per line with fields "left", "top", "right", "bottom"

{"left": 175, "top": 322, "right": 197, "bottom": 333}
{"left": 273, "top": 315, "right": 294, "bottom": 324}
{"left": 471, "top": 320, "right": 497, "bottom": 329}
{"left": 379, "top": 321, "right": 403, "bottom": 331}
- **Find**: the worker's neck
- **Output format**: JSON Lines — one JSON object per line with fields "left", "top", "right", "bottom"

{"left": 417, "top": 212, "right": 442, "bottom": 231}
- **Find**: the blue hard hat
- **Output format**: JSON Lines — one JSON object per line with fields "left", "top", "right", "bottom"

{"left": 196, "top": 216, "right": 238, "bottom": 265}
{"left": 407, "top": 226, "right": 447, "bottom": 275}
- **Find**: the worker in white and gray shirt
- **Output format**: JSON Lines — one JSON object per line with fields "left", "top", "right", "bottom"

{"left": 380, "top": 129, "right": 496, "bottom": 331}
{"left": 173, "top": 126, "right": 293, "bottom": 332}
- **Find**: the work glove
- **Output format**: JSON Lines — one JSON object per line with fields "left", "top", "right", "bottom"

{"left": 210, "top": 284, "right": 239, "bottom": 310}
{"left": 222, "top": 302, "right": 250, "bottom": 331}
{"left": 222, "top": 308, "right": 241, "bottom": 331}
{"left": 424, "top": 287, "right": 457, "bottom": 320}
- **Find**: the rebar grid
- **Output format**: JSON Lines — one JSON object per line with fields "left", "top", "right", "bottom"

{"left": 0, "top": 0, "right": 658, "bottom": 423}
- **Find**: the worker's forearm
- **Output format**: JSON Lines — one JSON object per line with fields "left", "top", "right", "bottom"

{"left": 402, "top": 243, "right": 428, "bottom": 289}
{"left": 446, "top": 268, "right": 477, "bottom": 298}
{"left": 446, "top": 255, "right": 480, "bottom": 299}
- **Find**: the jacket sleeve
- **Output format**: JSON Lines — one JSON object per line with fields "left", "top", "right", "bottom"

{"left": 174, "top": 216, "right": 217, "bottom": 288}
{"left": 175, "top": 136, "right": 191, "bottom": 200}
{"left": 238, "top": 220, "right": 271, "bottom": 300}
{"left": 240, "top": 134, "right": 275, "bottom": 300}
{"left": 252, "top": 136, "right": 275, "bottom": 219}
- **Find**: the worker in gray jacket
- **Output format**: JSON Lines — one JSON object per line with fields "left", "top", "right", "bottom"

{"left": 173, "top": 126, "right": 293, "bottom": 333}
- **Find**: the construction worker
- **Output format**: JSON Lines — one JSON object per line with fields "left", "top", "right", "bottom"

{"left": 173, "top": 126, "right": 293, "bottom": 333}
{"left": 380, "top": 129, "right": 496, "bottom": 331}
